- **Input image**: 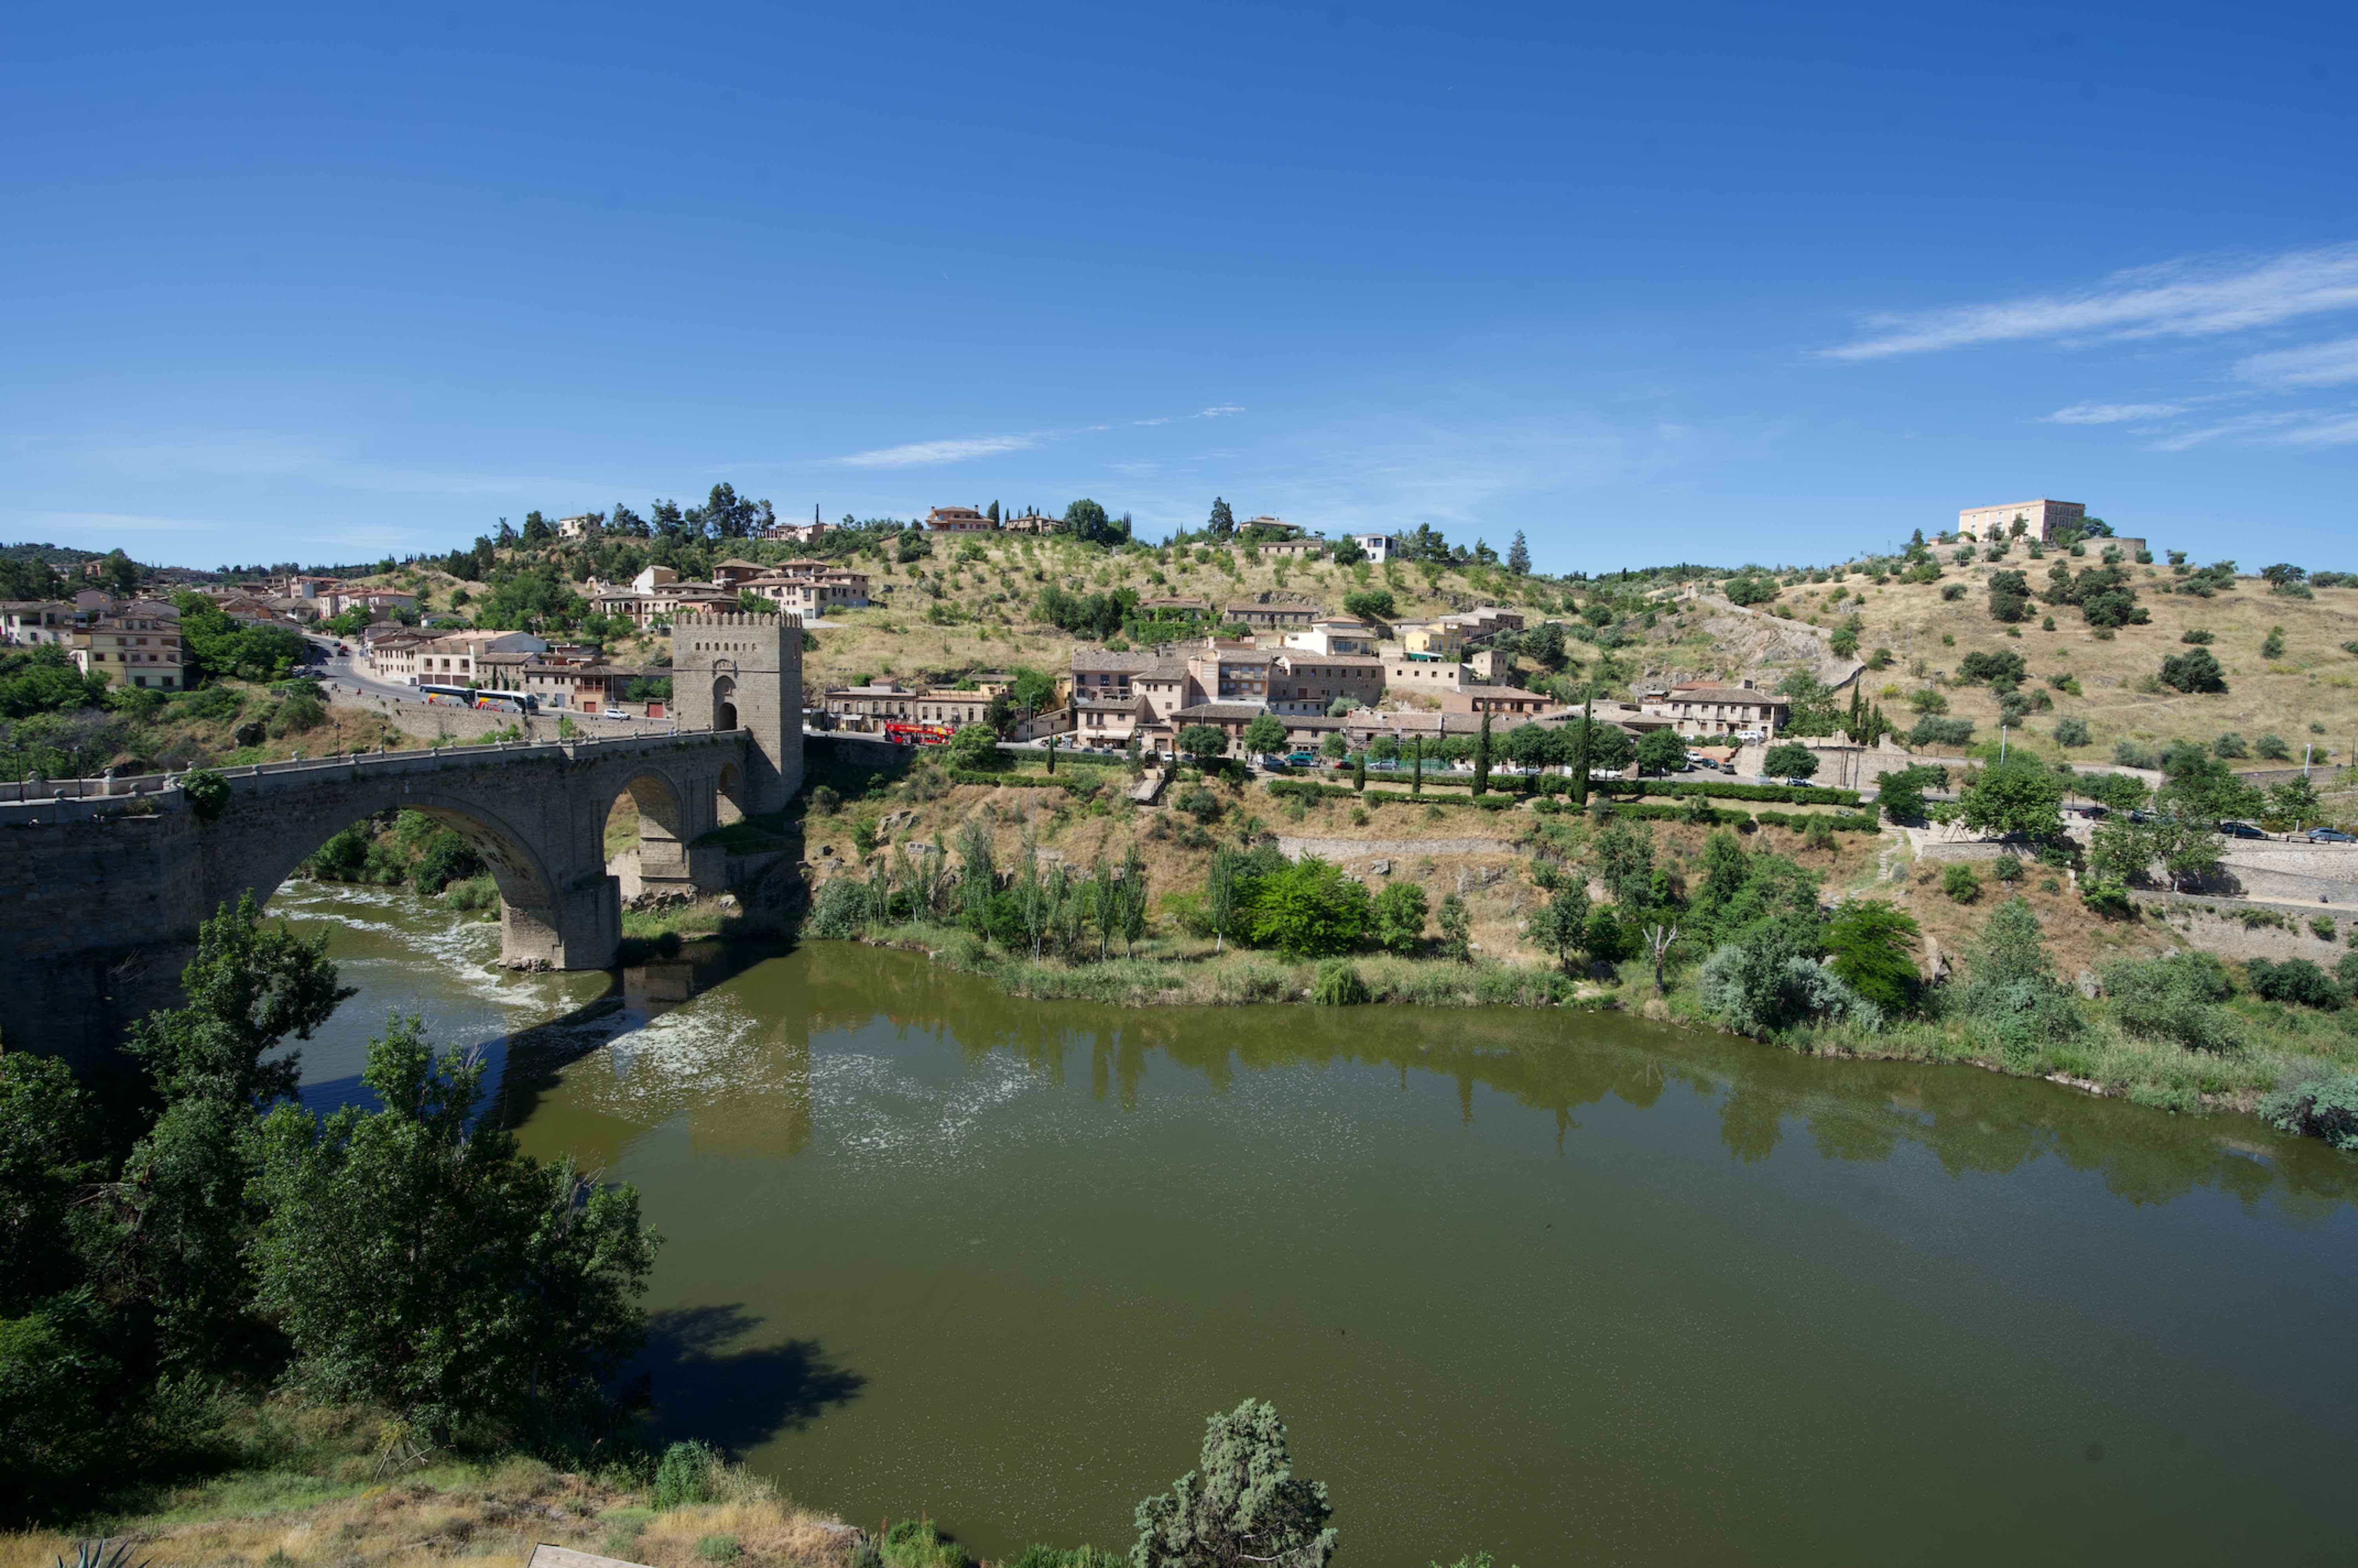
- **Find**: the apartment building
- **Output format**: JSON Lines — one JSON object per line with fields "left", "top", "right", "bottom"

{"left": 74, "top": 603, "right": 183, "bottom": 690}
{"left": 822, "top": 682, "right": 922, "bottom": 729}
{"left": 1441, "top": 686, "right": 1556, "bottom": 718}
{"left": 1, "top": 602, "right": 75, "bottom": 647}
{"left": 1256, "top": 538, "right": 1325, "bottom": 560}
{"left": 1349, "top": 533, "right": 1400, "bottom": 563}
{"left": 1266, "top": 652, "right": 1383, "bottom": 716}
{"left": 369, "top": 629, "right": 549, "bottom": 685}
{"left": 1223, "top": 600, "right": 1319, "bottom": 630}
{"left": 1640, "top": 680, "right": 1791, "bottom": 740}
{"left": 1394, "top": 621, "right": 1467, "bottom": 659}
{"left": 1282, "top": 617, "right": 1377, "bottom": 656}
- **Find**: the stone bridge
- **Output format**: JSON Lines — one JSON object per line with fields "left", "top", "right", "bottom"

{"left": 1, "top": 613, "right": 801, "bottom": 1069}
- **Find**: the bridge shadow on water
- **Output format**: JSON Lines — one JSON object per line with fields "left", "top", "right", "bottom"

{"left": 628, "top": 1302, "right": 865, "bottom": 1454}
{"left": 485, "top": 935, "right": 798, "bottom": 1130}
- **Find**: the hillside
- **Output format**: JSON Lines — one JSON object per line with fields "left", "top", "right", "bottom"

{"left": 1691, "top": 548, "right": 2358, "bottom": 767}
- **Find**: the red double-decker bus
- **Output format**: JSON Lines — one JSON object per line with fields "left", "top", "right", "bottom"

{"left": 883, "top": 720, "right": 955, "bottom": 746}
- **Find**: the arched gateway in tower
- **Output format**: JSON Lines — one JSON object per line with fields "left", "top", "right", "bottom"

{"left": 670, "top": 611, "right": 804, "bottom": 813}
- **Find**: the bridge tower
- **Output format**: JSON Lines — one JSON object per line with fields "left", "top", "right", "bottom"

{"left": 671, "top": 611, "right": 804, "bottom": 814}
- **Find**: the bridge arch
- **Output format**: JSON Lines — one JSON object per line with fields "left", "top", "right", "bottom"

{"left": 605, "top": 764, "right": 696, "bottom": 897}
{"left": 239, "top": 787, "right": 568, "bottom": 960}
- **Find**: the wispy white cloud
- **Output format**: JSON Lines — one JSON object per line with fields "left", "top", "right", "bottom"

{"left": 2044, "top": 401, "right": 2186, "bottom": 424}
{"left": 2235, "top": 334, "right": 2358, "bottom": 389}
{"left": 1824, "top": 243, "right": 2358, "bottom": 361}
{"left": 2263, "top": 411, "right": 2358, "bottom": 448}
{"left": 837, "top": 433, "right": 1038, "bottom": 468}
{"left": 1130, "top": 417, "right": 1172, "bottom": 427}
{"left": 1197, "top": 404, "right": 1244, "bottom": 418}
{"left": 2144, "top": 411, "right": 2309, "bottom": 452}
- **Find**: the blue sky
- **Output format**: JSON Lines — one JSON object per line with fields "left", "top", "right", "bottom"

{"left": 4, "top": 0, "right": 2354, "bottom": 575}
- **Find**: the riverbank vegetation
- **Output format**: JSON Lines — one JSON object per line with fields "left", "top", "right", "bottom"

{"left": 799, "top": 751, "right": 2358, "bottom": 1151}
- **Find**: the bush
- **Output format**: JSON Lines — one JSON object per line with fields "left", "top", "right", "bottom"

{"left": 2245, "top": 957, "right": 2343, "bottom": 1009}
{"left": 2213, "top": 732, "right": 2249, "bottom": 759}
{"left": 809, "top": 783, "right": 841, "bottom": 815}
{"left": 2158, "top": 648, "right": 2227, "bottom": 694}
{"left": 2053, "top": 717, "right": 2090, "bottom": 747}
{"left": 1699, "top": 942, "right": 1881, "bottom": 1035}
{"left": 2259, "top": 1072, "right": 2358, "bottom": 1151}
{"left": 1956, "top": 650, "right": 2027, "bottom": 686}
{"left": 654, "top": 1440, "right": 719, "bottom": 1510}
{"left": 1245, "top": 856, "right": 1372, "bottom": 958}
{"left": 1371, "top": 880, "right": 1428, "bottom": 954}
{"left": 1311, "top": 960, "right": 1371, "bottom": 1005}
{"left": 2312, "top": 914, "right": 2339, "bottom": 942}
{"left": 1176, "top": 785, "right": 1225, "bottom": 823}
{"left": 1910, "top": 715, "right": 1974, "bottom": 748}
{"left": 2104, "top": 951, "right": 2240, "bottom": 1053}
{"left": 265, "top": 691, "right": 327, "bottom": 737}
{"left": 2112, "top": 740, "right": 2158, "bottom": 770}
{"left": 806, "top": 877, "right": 873, "bottom": 938}
{"left": 1824, "top": 900, "right": 1921, "bottom": 1014}
{"left": 2255, "top": 733, "right": 2292, "bottom": 762}
{"left": 696, "top": 1536, "right": 743, "bottom": 1563}
{"left": 180, "top": 768, "right": 229, "bottom": 822}
{"left": 1991, "top": 854, "right": 2024, "bottom": 883}
{"left": 1941, "top": 863, "right": 1982, "bottom": 902}
{"left": 883, "top": 1518, "right": 971, "bottom": 1568}
{"left": 412, "top": 830, "right": 483, "bottom": 896}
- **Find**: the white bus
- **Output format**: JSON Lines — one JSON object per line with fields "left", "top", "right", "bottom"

{"left": 419, "top": 684, "right": 540, "bottom": 713}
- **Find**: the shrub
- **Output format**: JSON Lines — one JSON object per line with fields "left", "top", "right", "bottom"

{"left": 2245, "top": 957, "right": 2343, "bottom": 1009}
{"left": 1436, "top": 894, "right": 1471, "bottom": 961}
{"left": 266, "top": 690, "right": 327, "bottom": 736}
{"left": 883, "top": 1518, "right": 971, "bottom": 1568}
{"left": 2112, "top": 740, "right": 2158, "bottom": 770}
{"left": 2104, "top": 951, "right": 2240, "bottom": 1053}
{"left": 1991, "top": 854, "right": 2024, "bottom": 883}
{"left": 2158, "top": 648, "right": 2227, "bottom": 694}
{"left": 654, "top": 1441, "right": 719, "bottom": 1510}
{"left": 2255, "top": 733, "right": 2292, "bottom": 761}
{"left": 696, "top": 1536, "right": 743, "bottom": 1563}
{"left": 180, "top": 767, "right": 229, "bottom": 822}
{"left": 809, "top": 784, "right": 842, "bottom": 815}
{"left": 2053, "top": 717, "right": 2090, "bottom": 747}
{"left": 806, "top": 877, "right": 873, "bottom": 938}
{"left": 2180, "top": 628, "right": 2213, "bottom": 644}
{"left": 1941, "top": 863, "right": 1982, "bottom": 902}
{"left": 1824, "top": 900, "right": 1921, "bottom": 1014}
{"left": 1952, "top": 896, "right": 2081, "bottom": 1063}
{"left": 1370, "top": 880, "right": 1428, "bottom": 954}
{"left": 2259, "top": 1072, "right": 2358, "bottom": 1151}
{"left": 1176, "top": 785, "right": 1225, "bottom": 824}
{"left": 1311, "top": 960, "right": 1371, "bottom": 1005}
{"left": 412, "top": 830, "right": 483, "bottom": 896}
{"left": 1956, "top": 650, "right": 2026, "bottom": 686}
{"left": 2213, "top": 732, "right": 2249, "bottom": 759}
{"left": 2311, "top": 914, "right": 2339, "bottom": 942}
{"left": 1130, "top": 1400, "right": 1333, "bottom": 1568}
{"left": 1699, "top": 942, "right": 1881, "bottom": 1035}
{"left": 1245, "top": 856, "right": 1372, "bottom": 958}
{"left": 1910, "top": 715, "right": 1974, "bottom": 748}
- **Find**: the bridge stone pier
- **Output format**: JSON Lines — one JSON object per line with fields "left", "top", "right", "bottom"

{"left": 1, "top": 614, "right": 801, "bottom": 1070}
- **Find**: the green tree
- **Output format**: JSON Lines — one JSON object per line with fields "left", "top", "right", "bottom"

{"left": 2158, "top": 647, "right": 2227, "bottom": 694}
{"left": 1629, "top": 727, "right": 1681, "bottom": 777}
{"left": 109, "top": 893, "right": 354, "bottom": 1370}
{"left": 1956, "top": 755, "right": 2066, "bottom": 842}
{"left": 1319, "top": 730, "right": 1348, "bottom": 761}
{"left": 1245, "top": 856, "right": 1371, "bottom": 958}
{"left": 1823, "top": 900, "right": 1921, "bottom": 1014}
{"left": 1954, "top": 898, "right": 2081, "bottom": 1063}
{"left": 1435, "top": 894, "right": 1471, "bottom": 962}
{"left": 1341, "top": 588, "right": 1396, "bottom": 624}
{"left": 1207, "top": 498, "right": 1236, "bottom": 539}
{"left": 1527, "top": 883, "right": 1591, "bottom": 975}
{"left": 1205, "top": 845, "right": 1243, "bottom": 954}
{"left": 1178, "top": 723, "right": 1229, "bottom": 764}
{"left": 1506, "top": 531, "right": 1530, "bottom": 575}
{"left": 1370, "top": 881, "right": 1429, "bottom": 954}
{"left": 1472, "top": 713, "right": 1493, "bottom": 794}
{"left": 1131, "top": 1399, "right": 1336, "bottom": 1568}
{"left": 1352, "top": 749, "right": 1366, "bottom": 792}
{"left": 1873, "top": 762, "right": 1943, "bottom": 824}
{"left": 946, "top": 723, "right": 1001, "bottom": 772}
{"left": 253, "top": 1015, "right": 656, "bottom": 1446}
{"left": 1241, "top": 713, "right": 1287, "bottom": 757}
{"left": 1761, "top": 742, "right": 1818, "bottom": 781}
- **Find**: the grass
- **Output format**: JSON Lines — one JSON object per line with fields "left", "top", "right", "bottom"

{"left": 0, "top": 1404, "right": 858, "bottom": 1568}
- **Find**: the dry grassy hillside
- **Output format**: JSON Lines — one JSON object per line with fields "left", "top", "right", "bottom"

{"left": 1660, "top": 554, "right": 2358, "bottom": 766}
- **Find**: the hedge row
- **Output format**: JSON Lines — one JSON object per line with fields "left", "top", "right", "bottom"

{"left": 949, "top": 767, "right": 1093, "bottom": 792}
{"left": 1623, "top": 778, "right": 1861, "bottom": 807}
{"left": 1263, "top": 778, "right": 1518, "bottom": 811}
{"left": 1531, "top": 797, "right": 1882, "bottom": 832}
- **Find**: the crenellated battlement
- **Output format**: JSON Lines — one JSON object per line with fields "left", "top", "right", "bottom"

{"left": 672, "top": 611, "right": 804, "bottom": 628}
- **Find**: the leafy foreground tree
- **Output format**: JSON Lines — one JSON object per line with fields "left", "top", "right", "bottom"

{"left": 1132, "top": 1399, "right": 1336, "bottom": 1568}
{"left": 253, "top": 1014, "right": 657, "bottom": 1450}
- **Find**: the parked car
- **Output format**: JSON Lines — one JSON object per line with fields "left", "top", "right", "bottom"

{"left": 1781, "top": 776, "right": 1813, "bottom": 788}
{"left": 601, "top": 707, "right": 630, "bottom": 720}
{"left": 1282, "top": 750, "right": 1318, "bottom": 767}
{"left": 2218, "top": 820, "right": 2267, "bottom": 839}
{"left": 2304, "top": 826, "right": 2356, "bottom": 844}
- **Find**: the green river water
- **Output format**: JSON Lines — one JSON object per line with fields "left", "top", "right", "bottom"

{"left": 274, "top": 880, "right": 2358, "bottom": 1566}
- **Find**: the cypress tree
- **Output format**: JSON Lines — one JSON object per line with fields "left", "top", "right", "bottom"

{"left": 1353, "top": 749, "right": 1366, "bottom": 793}
{"left": 1570, "top": 699, "right": 1592, "bottom": 806}
{"left": 1473, "top": 712, "right": 1492, "bottom": 796}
